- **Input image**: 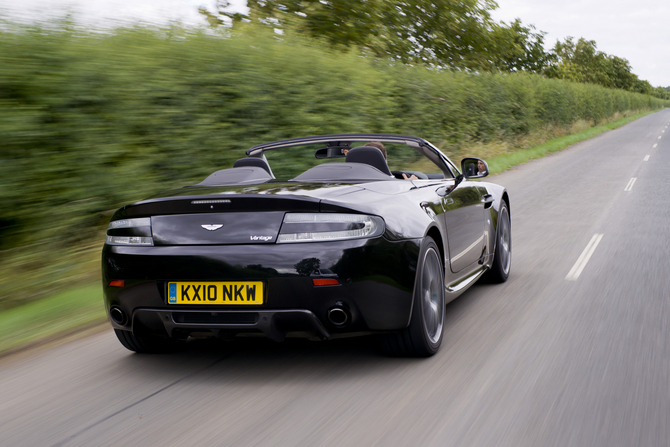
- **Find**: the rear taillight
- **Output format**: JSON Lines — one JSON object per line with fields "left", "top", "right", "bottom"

{"left": 277, "top": 213, "right": 384, "bottom": 243}
{"left": 105, "top": 217, "right": 153, "bottom": 246}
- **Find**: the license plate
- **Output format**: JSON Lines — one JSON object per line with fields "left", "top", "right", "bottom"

{"left": 167, "top": 281, "right": 264, "bottom": 305}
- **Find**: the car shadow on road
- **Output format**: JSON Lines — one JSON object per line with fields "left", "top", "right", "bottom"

{"left": 113, "top": 334, "right": 421, "bottom": 386}
{"left": 112, "top": 284, "right": 500, "bottom": 387}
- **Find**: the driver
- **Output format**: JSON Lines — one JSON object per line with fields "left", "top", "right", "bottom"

{"left": 345, "top": 141, "right": 417, "bottom": 180}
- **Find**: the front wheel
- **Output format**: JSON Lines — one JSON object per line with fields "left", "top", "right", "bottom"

{"left": 381, "top": 236, "right": 445, "bottom": 357}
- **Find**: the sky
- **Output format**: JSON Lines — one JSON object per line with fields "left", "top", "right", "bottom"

{"left": 2, "top": 0, "right": 668, "bottom": 87}
{"left": 491, "top": 0, "right": 670, "bottom": 87}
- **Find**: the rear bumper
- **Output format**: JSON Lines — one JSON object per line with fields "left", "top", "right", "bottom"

{"left": 102, "top": 237, "right": 421, "bottom": 338}
{"left": 133, "top": 308, "right": 329, "bottom": 341}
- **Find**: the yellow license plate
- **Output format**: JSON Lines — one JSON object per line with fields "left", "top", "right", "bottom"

{"left": 167, "top": 282, "right": 264, "bottom": 305}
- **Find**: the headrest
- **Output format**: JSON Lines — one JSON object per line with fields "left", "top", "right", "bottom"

{"left": 345, "top": 146, "right": 391, "bottom": 176}
{"left": 233, "top": 157, "right": 272, "bottom": 176}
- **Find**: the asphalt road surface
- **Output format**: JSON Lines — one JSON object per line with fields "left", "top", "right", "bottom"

{"left": 2, "top": 110, "right": 670, "bottom": 447}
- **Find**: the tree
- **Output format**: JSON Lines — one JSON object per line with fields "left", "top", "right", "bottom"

{"left": 545, "top": 37, "right": 645, "bottom": 92}
{"left": 633, "top": 78, "right": 653, "bottom": 95}
{"left": 605, "top": 55, "right": 637, "bottom": 90}
{"left": 202, "top": 0, "right": 504, "bottom": 71}
{"left": 199, "top": 1, "right": 248, "bottom": 26}
{"left": 369, "top": 0, "right": 500, "bottom": 70}
{"left": 489, "top": 19, "right": 549, "bottom": 73}
{"left": 545, "top": 37, "right": 610, "bottom": 86}
{"left": 198, "top": 1, "right": 663, "bottom": 95}
{"left": 652, "top": 87, "right": 670, "bottom": 100}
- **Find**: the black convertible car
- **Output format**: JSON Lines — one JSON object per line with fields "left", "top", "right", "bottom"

{"left": 103, "top": 134, "right": 511, "bottom": 356}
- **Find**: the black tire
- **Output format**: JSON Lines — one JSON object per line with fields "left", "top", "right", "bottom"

{"left": 381, "top": 236, "right": 445, "bottom": 357}
{"left": 485, "top": 201, "right": 511, "bottom": 283}
{"left": 114, "top": 329, "right": 179, "bottom": 354}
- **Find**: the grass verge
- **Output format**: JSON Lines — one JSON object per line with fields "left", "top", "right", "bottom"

{"left": 0, "top": 283, "right": 106, "bottom": 356}
{"left": 486, "top": 109, "right": 659, "bottom": 175}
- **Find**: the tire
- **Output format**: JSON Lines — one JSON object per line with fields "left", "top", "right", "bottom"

{"left": 381, "top": 236, "right": 445, "bottom": 357}
{"left": 485, "top": 201, "right": 511, "bottom": 283}
{"left": 114, "top": 329, "right": 179, "bottom": 354}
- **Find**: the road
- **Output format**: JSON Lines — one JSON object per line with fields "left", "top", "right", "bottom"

{"left": 2, "top": 110, "right": 670, "bottom": 447}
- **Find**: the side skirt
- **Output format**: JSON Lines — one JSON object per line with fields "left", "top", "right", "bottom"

{"left": 445, "top": 265, "right": 488, "bottom": 299}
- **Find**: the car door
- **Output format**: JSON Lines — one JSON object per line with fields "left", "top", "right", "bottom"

{"left": 440, "top": 180, "right": 486, "bottom": 273}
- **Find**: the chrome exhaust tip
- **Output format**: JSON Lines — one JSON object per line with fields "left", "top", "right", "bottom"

{"left": 327, "top": 307, "right": 350, "bottom": 326}
{"left": 110, "top": 306, "right": 127, "bottom": 325}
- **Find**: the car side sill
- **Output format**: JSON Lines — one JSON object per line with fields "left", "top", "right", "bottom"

{"left": 446, "top": 266, "right": 487, "bottom": 294}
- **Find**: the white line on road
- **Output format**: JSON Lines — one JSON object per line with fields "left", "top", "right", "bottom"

{"left": 654, "top": 143, "right": 658, "bottom": 148}
{"left": 624, "top": 177, "right": 637, "bottom": 191}
{"left": 659, "top": 136, "right": 662, "bottom": 139}
{"left": 644, "top": 155, "right": 650, "bottom": 161}
{"left": 566, "top": 234, "right": 604, "bottom": 281}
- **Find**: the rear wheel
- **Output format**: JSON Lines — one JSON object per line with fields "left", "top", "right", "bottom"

{"left": 114, "top": 329, "right": 179, "bottom": 354}
{"left": 381, "top": 236, "right": 445, "bottom": 357}
{"left": 485, "top": 201, "right": 511, "bottom": 283}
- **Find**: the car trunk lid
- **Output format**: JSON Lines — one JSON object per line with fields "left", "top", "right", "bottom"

{"left": 151, "top": 211, "right": 286, "bottom": 245}
{"left": 115, "top": 193, "right": 323, "bottom": 246}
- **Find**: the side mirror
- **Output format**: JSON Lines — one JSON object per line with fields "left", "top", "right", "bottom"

{"left": 461, "top": 157, "right": 489, "bottom": 179}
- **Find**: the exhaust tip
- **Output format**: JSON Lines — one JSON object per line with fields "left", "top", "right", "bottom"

{"left": 110, "top": 306, "right": 127, "bottom": 325}
{"left": 327, "top": 307, "right": 350, "bottom": 326}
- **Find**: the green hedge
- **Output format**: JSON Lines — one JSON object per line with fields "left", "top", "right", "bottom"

{"left": 0, "top": 23, "right": 667, "bottom": 304}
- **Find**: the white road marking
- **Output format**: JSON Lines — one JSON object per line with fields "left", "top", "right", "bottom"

{"left": 653, "top": 143, "right": 658, "bottom": 148}
{"left": 624, "top": 177, "right": 637, "bottom": 191}
{"left": 566, "top": 234, "right": 604, "bottom": 281}
{"left": 644, "top": 155, "right": 650, "bottom": 161}
{"left": 659, "top": 136, "right": 662, "bottom": 139}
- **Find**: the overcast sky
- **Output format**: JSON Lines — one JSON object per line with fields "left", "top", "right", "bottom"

{"left": 491, "top": 0, "right": 670, "bottom": 87}
{"left": 2, "top": 0, "right": 668, "bottom": 87}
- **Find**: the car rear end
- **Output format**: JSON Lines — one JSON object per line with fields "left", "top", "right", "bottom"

{"left": 103, "top": 192, "right": 421, "bottom": 344}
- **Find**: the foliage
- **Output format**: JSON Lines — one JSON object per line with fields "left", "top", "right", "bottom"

{"left": 654, "top": 87, "right": 670, "bottom": 100}
{"left": 204, "top": 0, "right": 550, "bottom": 72}
{"left": 489, "top": 19, "right": 550, "bottom": 73}
{"left": 0, "top": 23, "right": 668, "bottom": 307}
{"left": 199, "top": 0, "right": 248, "bottom": 26}
{"left": 203, "top": 1, "right": 666, "bottom": 96}
{"left": 544, "top": 37, "right": 666, "bottom": 98}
